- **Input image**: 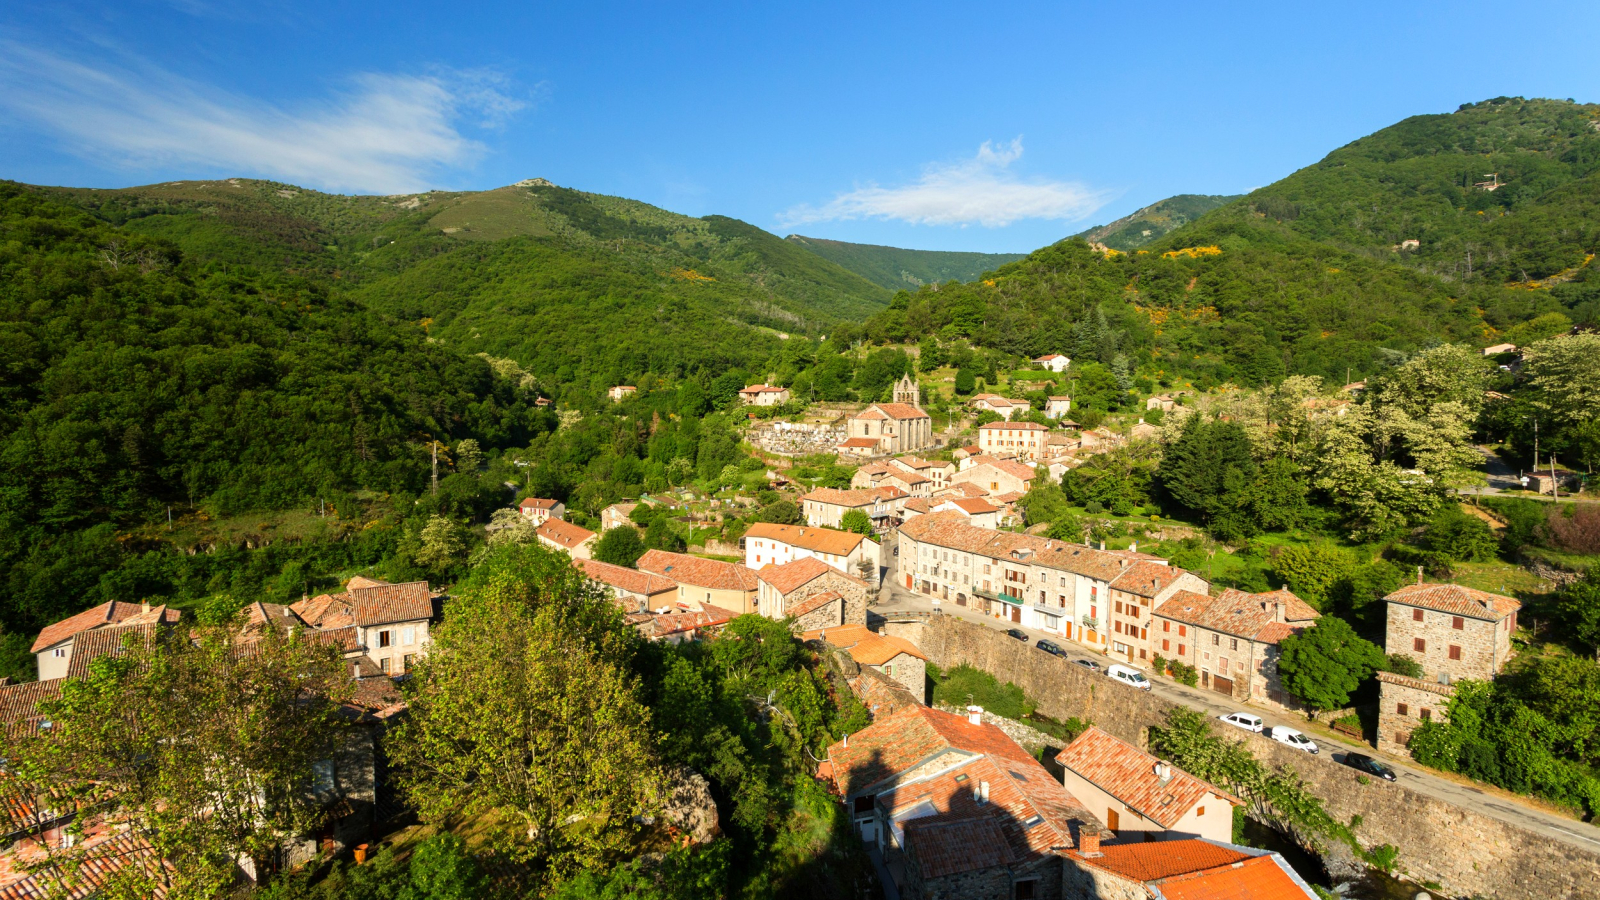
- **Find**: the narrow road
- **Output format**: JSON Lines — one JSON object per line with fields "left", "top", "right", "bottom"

{"left": 871, "top": 548, "right": 1600, "bottom": 854}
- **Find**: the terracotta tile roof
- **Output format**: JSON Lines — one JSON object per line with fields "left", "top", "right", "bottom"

{"left": 836, "top": 436, "right": 882, "bottom": 448}
{"left": 1155, "top": 588, "right": 1317, "bottom": 644}
{"left": 826, "top": 705, "right": 1041, "bottom": 797}
{"left": 64, "top": 624, "right": 161, "bottom": 680}
{"left": 945, "top": 498, "right": 1000, "bottom": 514}
{"left": 898, "top": 514, "right": 1134, "bottom": 582}
{"left": 893, "top": 456, "right": 937, "bottom": 470}
{"left": 903, "top": 498, "right": 933, "bottom": 514}
{"left": 1156, "top": 853, "right": 1318, "bottom": 900}
{"left": 1253, "top": 622, "right": 1305, "bottom": 644}
{"left": 885, "top": 470, "right": 930, "bottom": 486}
{"left": 1383, "top": 582, "right": 1520, "bottom": 621}
{"left": 310, "top": 625, "right": 361, "bottom": 653}
{"left": 789, "top": 591, "right": 843, "bottom": 619}
{"left": 962, "top": 456, "right": 1038, "bottom": 482}
{"left": 802, "top": 623, "right": 927, "bottom": 665}
{"left": 0, "top": 680, "right": 62, "bottom": 731}
{"left": 520, "top": 497, "right": 560, "bottom": 510}
{"left": 756, "top": 556, "right": 836, "bottom": 594}
{"left": 537, "top": 518, "right": 597, "bottom": 550}
{"left": 873, "top": 485, "right": 908, "bottom": 500}
{"left": 0, "top": 828, "right": 169, "bottom": 900}
{"left": 979, "top": 421, "right": 1048, "bottom": 431}
{"left": 1056, "top": 728, "right": 1239, "bottom": 828}
{"left": 903, "top": 818, "right": 1012, "bottom": 879}
{"left": 1376, "top": 671, "right": 1457, "bottom": 697}
{"left": 345, "top": 575, "right": 388, "bottom": 590}
{"left": 990, "top": 490, "right": 1026, "bottom": 504}
{"left": 802, "top": 487, "right": 879, "bottom": 508}
{"left": 351, "top": 581, "right": 433, "bottom": 627}
{"left": 291, "top": 593, "right": 354, "bottom": 629}
{"left": 644, "top": 604, "right": 736, "bottom": 639}
{"left": 858, "top": 463, "right": 891, "bottom": 475}
{"left": 637, "top": 550, "right": 758, "bottom": 592}
{"left": 872, "top": 402, "right": 930, "bottom": 420}
{"left": 939, "top": 482, "right": 990, "bottom": 498}
{"left": 745, "top": 522, "right": 870, "bottom": 556}
{"left": 852, "top": 408, "right": 888, "bottom": 421}
{"left": 1068, "top": 838, "right": 1251, "bottom": 882}
{"left": 739, "top": 384, "right": 786, "bottom": 394}
{"left": 1110, "top": 560, "right": 1197, "bottom": 599}
{"left": 575, "top": 558, "right": 676, "bottom": 597}
{"left": 30, "top": 602, "right": 176, "bottom": 654}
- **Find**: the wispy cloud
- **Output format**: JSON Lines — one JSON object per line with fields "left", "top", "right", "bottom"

{"left": 780, "top": 138, "right": 1110, "bottom": 229}
{"left": 0, "top": 43, "right": 531, "bottom": 194}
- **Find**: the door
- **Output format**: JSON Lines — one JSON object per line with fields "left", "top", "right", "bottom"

{"left": 857, "top": 818, "right": 877, "bottom": 846}
{"left": 1212, "top": 675, "right": 1234, "bottom": 697}
{"left": 1201, "top": 671, "right": 1210, "bottom": 688}
{"left": 905, "top": 574, "right": 912, "bottom": 589}
{"left": 1107, "top": 809, "right": 1120, "bottom": 832}
{"left": 957, "top": 593, "right": 967, "bottom": 606}
{"left": 1010, "top": 605, "right": 1021, "bottom": 623}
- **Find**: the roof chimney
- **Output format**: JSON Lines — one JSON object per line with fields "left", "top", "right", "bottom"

{"left": 967, "top": 705, "right": 984, "bottom": 725}
{"left": 843, "top": 733, "right": 849, "bottom": 748}
{"left": 1077, "top": 826, "right": 1101, "bottom": 857}
{"left": 1154, "top": 761, "right": 1172, "bottom": 784}
{"left": 1416, "top": 565, "right": 1423, "bottom": 586}
{"left": 976, "top": 780, "right": 990, "bottom": 804}
{"left": 140, "top": 599, "right": 150, "bottom": 615}
{"left": 1129, "top": 542, "right": 1137, "bottom": 554}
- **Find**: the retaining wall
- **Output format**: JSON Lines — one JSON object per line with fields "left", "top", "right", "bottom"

{"left": 882, "top": 612, "right": 1600, "bottom": 900}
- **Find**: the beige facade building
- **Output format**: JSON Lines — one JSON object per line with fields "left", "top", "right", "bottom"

{"left": 801, "top": 486, "right": 905, "bottom": 529}
{"left": 1055, "top": 727, "right": 1241, "bottom": 842}
{"left": 949, "top": 456, "right": 1036, "bottom": 496}
{"left": 32, "top": 601, "right": 182, "bottom": 681}
{"left": 1152, "top": 588, "right": 1319, "bottom": 706}
{"left": 968, "top": 393, "right": 1030, "bottom": 419}
{"left": 519, "top": 497, "right": 565, "bottom": 525}
{"left": 977, "top": 420, "right": 1049, "bottom": 461}
{"left": 744, "top": 522, "right": 880, "bottom": 582}
{"left": 738, "top": 384, "right": 790, "bottom": 406}
{"left": 536, "top": 517, "right": 597, "bottom": 560}
{"left": 755, "top": 555, "right": 870, "bottom": 628}
{"left": 637, "top": 549, "right": 759, "bottom": 615}
{"left": 841, "top": 402, "right": 933, "bottom": 455}
{"left": 575, "top": 557, "right": 677, "bottom": 612}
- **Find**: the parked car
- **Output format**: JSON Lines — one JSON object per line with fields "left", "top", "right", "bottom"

{"left": 1340, "top": 753, "right": 1397, "bottom": 781}
{"left": 1036, "top": 639, "right": 1067, "bottom": 658}
{"left": 1265, "top": 726, "right": 1319, "bottom": 754}
{"left": 1005, "top": 628, "right": 1029, "bottom": 641}
{"left": 1073, "top": 659, "right": 1102, "bottom": 672}
{"left": 1218, "top": 712, "right": 1264, "bottom": 733}
{"left": 1106, "top": 664, "right": 1152, "bottom": 691}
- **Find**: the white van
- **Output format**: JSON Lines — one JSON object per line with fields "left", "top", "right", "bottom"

{"left": 1266, "top": 726, "right": 1319, "bottom": 754}
{"left": 1106, "top": 664, "right": 1152, "bottom": 691}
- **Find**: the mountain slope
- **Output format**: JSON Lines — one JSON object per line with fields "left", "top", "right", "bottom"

{"left": 1071, "top": 194, "right": 1242, "bottom": 251}
{"left": 784, "top": 234, "right": 1025, "bottom": 290}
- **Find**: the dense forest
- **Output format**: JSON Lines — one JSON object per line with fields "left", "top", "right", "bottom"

{"left": 1070, "top": 193, "right": 1241, "bottom": 251}
{"left": 782, "top": 234, "right": 1025, "bottom": 290}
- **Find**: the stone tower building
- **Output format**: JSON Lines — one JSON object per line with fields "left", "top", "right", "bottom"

{"left": 892, "top": 374, "right": 919, "bottom": 407}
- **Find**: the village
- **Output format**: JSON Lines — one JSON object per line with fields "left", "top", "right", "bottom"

{"left": 0, "top": 349, "right": 1555, "bottom": 900}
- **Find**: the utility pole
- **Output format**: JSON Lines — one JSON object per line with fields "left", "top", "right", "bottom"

{"left": 431, "top": 440, "right": 439, "bottom": 496}
{"left": 1533, "top": 419, "right": 1539, "bottom": 473}
{"left": 1551, "top": 454, "right": 1560, "bottom": 501}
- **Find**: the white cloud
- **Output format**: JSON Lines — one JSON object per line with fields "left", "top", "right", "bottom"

{"left": 0, "top": 43, "right": 529, "bottom": 194}
{"left": 780, "top": 138, "right": 1110, "bottom": 228}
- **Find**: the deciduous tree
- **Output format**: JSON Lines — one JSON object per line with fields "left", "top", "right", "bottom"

{"left": 1277, "top": 617, "right": 1386, "bottom": 711}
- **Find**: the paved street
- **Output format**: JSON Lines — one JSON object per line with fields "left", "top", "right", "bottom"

{"left": 872, "top": 549, "right": 1600, "bottom": 853}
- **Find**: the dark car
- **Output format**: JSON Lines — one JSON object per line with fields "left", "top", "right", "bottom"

{"left": 1341, "top": 753, "right": 1397, "bottom": 782}
{"left": 1005, "top": 628, "right": 1029, "bottom": 642}
{"left": 1073, "top": 658, "right": 1102, "bottom": 672}
{"left": 1036, "top": 639, "right": 1067, "bottom": 657}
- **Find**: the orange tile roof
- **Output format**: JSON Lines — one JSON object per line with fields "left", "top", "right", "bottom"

{"left": 945, "top": 498, "right": 1000, "bottom": 514}
{"left": 802, "top": 487, "right": 879, "bottom": 507}
{"left": 520, "top": 497, "right": 561, "bottom": 509}
{"left": 872, "top": 402, "right": 930, "bottom": 420}
{"left": 903, "top": 498, "right": 933, "bottom": 514}
{"left": 30, "top": 602, "right": 172, "bottom": 653}
{"left": 1069, "top": 839, "right": 1251, "bottom": 882}
{"left": 64, "top": 624, "right": 161, "bottom": 680}
{"left": 575, "top": 558, "right": 677, "bottom": 597}
{"left": 962, "top": 456, "right": 1038, "bottom": 481}
{"left": 802, "top": 623, "right": 927, "bottom": 665}
{"left": 1384, "top": 582, "right": 1520, "bottom": 621}
{"left": 345, "top": 575, "right": 388, "bottom": 590}
{"left": 789, "top": 591, "right": 843, "bottom": 618}
{"left": 537, "top": 518, "right": 597, "bottom": 550}
{"left": 903, "top": 818, "right": 1012, "bottom": 879}
{"left": 885, "top": 470, "right": 930, "bottom": 486}
{"left": 745, "top": 522, "right": 870, "bottom": 556}
{"left": 645, "top": 604, "right": 736, "bottom": 638}
{"left": 837, "top": 436, "right": 882, "bottom": 448}
{"left": 979, "top": 421, "right": 1048, "bottom": 431}
{"left": 1156, "top": 853, "right": 1317, "bottom": 900}
{"left": 739, "top": 384, "right": 786, "bottom": 394}
{"left": 939, "top": 481, "right": 990, "bottom": 498}
{"left": 637, "top": 550, "right": 758, "bottom": 592}
{"left": 898, "top": 514, "right": 1133, "bottom": 582}
{"left": 756, "top": 556, "right": 840, "bottom": 594}
{"left": 1055, "top": 727, "right": 1239, "bottom": 828}
{"left": 0, "top": 681, "right": 62, "bottom": 731}
{"left": 291, "top": 593, "right": 355, "bottom": 630}
{"left": 351, "top": 581, "right": 434, "bottom": 627}
{"left": 1154, "top": 588, "right": 1315, "bottom": 644}
{"left": 1110, "top": 560, "right": 1197, "bottom": 599}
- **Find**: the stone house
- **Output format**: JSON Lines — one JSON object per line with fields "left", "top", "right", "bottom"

{"left": 637, "top": 549, "right": 760, "bottom": 615}
{"left": 931, "top": 497, "right": 1002, "bottom": 529}
{"left": 978, "top": 421, "right": 1049, "bottom": 461}
{"left": 755, "top": 556, "right": 870, "bottom": 627}
{"left": 890, "top": 456, "right": 955, "bottom": 490}
{"left": 825, "top": 705, "right": 1107, "bottom": 900}
{"left": 1102, "top": 563, "right": 1210, "bottom": 667}
{"left": 851, "top": 462, "right": 892, "bottom": 489}
{"left": 969, "top": 393, "right": 1031, "bottom": 420}
{"left": 842, "top": 402, "right": 934, "bottom": 455}
{"left": 951, "top": 456, "right": 1036, "bottom": 496}
{"left": 519, "top": 497, "right": 565, "bottom": 525}
{"left": 803, "top": 623, "right": 927, "bottom": 702}
{"left": 738, "top": 384, "right": 790, "bottom": 406}
{"left": 743, "top": 521, "right": 880, "bottom": 582}
{"left": 1034, "top": 353, "right": 1071, "bottom": 373}
{"left": 536, "top": 517, "right": 597, "bottom": 560}
{"left": 575, "top": 557, "right": 677, "bottom": 613}
{"left": 1044, "top": 397, "right": 1072, "bottom": 419}
{"left": 1061, "top": 839, "right": 1318, "bottom": 900}
{"left": 599, "top": 501, "right": 639, "bottom": 532}
{"left": 1151, "top": 588, "right": 1319, "bottom": 706}
{"left": 1145, "top": 395, "right": 1177, "bottom": 412}
{"left": 1376, "top": 672, "right": 1457, "bottom": 756}
{"left": 802, "top": 486, "right": 905, "bottom": 530}
{"left": 1056, "top": 728, "right": 1240, "bottom": 843}
{"left": 351, "top": 580, "right": 435, "bottom": 676}
{"left": 32, "top": 601, "right": 182, "bottom": 681}
{"left": 1383, "top": 581, "right": 1519, "bottom": 683}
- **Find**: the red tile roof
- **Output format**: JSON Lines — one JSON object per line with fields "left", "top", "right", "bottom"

{"left": 802, "top": 623, "right": 926, "bottom": 665}
{"left": 1055, "top": 727, "right": 1239, "bottom": 828}
{"left": 537, "top": 517, "right": 597, "bottom": 550}
{"left": 903, "top": 818, "right": 1012, "bottom": 879}
{"left": 0, "top": 828, "right": 169, "bottom": 900}
{"left": 1110, "top": 560, "right": 1197, "bottom": 599}
{"left": 520, "top": 497, "right": 560, "bottom": 510}
{"left": 351, "top": 581, "right": 434, "bottom": 627}
{"left": 898, "top": 514, "right": 1134, "bottom": 582}
{"left": 575, "top": 558, "right": 676, "bottom": 597}
{"left": 944, "top": 497, "right": 1000, "bottom": 514}
{"left": 1384, "top": 582, "right": 1520, "bottom": 621}
{"left": 789, "top": 591, "right": 843, "bottom": 619}
{"left": 637, "top": 550, "right": 758, "bottom": 592}
{"left": 872, "top": 402, "right": 930, "bottom": 420}
{"left": 836, "top": 437, "right": 882, "bottom": 449}
{"left": 739, "top": 384, "right": 787, "bottom": 394}
{"left": 290, "top": 593, "right": 355, "bottom": 630}
{"left": 64, "top": 625, "right": 160, "bottom": 680}
{"left": 745, "top": 522, "right": 870, "bottom": 556}
{"left": 0, "top": 681, "right": 62, "bottom": 731}
{"left": 802, "top": 487, "right": 880, "bottom": 508}
{"left": 30, "top": 602, "right": 176, "bottom": 653}
{"left": 1069, "top": 838, "right": 1251, "bottom": 882}
{"left": 755, "top": 556, "right": 839, "bottom": 594}
{"left": 1156, "top": 853, "right": 1317, "bottom": 900}
{"left": 1154, "top": 588, "right": 1317, "bottom": 644}
{"left": 961, "top": 456, "right": 1038, "bottom": 482}
{"left": 979, "top": 421, "right": 1048, "bottom": 431}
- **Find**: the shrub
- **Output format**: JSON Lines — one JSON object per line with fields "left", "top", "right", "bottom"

{"left": 1545, "top": 505, "right": 1600, "bottom": 555}
{"left": 1168, "top": 661, "right": 1198, "bottom": 687}
{"left": 1423, "top": 505, "right": 1500, "bottom": 562}
{"left": 1382, "top": 653, "right": 1425, "bottom": 679}
{"left": 1085, "top": 500, "right": 1105, "bottom": 514}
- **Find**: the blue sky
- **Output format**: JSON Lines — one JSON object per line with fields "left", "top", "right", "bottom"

{"left": 2, "top": 1, "right": 1597, "bottom": 253}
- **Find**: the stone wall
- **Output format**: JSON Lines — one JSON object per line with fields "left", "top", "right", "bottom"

{"left": 792, "top": 595, "right": 844, "bottom": 632}
{"left": 883, "top": 612, "right": 1600, "bottom": 900}
{"left": 1376, "top": 673, "right": 1455, "bottom": 758}
{"left": 1385, "top": 600, "right": 1508, "bottom": 682}
{"left": 785, "top": 570, "right": 871, "bottom": 626}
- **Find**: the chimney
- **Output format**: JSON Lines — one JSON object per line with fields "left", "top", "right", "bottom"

{"left": 1154, "top": 761, "right": 1172, "bottom": 784}
{"left": 967, "top": 705, "right": 984, "bottom": 725}
{"left": 976, "top": 780, "right": 990, "bottom": 804}
{"left": 1416, "top": 565, "right": 1423, "bottom": 586}
{"left": 1129, "top": 542, "right": 1137, "bottom": 554}
{"left": 1077, "top": 827, "right": 1101, "bottom": 857}
{"left": 843, "top": 733, "right": 849, "bottom": 748}
{"left": 140, "top": 599, "right": 150, "bottom": 615}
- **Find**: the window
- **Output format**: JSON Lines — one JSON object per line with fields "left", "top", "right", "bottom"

{"left": 1413, "top": 608, "right": 1424, "bottom": 622}
{"left": 379, "top": 630, "right": 392, "bottom": 648}
{"left": 1163, "top": 639, "right": 1170, "bottom": 651}
{"left": 1397, "top": 703, "right": 1408, "bottom": 716}
{"left": 1421, "top": 708, "right": 1432, "bottom": 721}
{"left": 53, "top": 647, "right": 67, "bottom": 658}
{"left": 1140, "top": 628, "right": 1147, "bottom": 640}
{"left": 312, "top": 759, "right": 336, "bottom": 793}
{"left": 403, "top": 653, "right": 416, "bottom": 672}
{"left": 1178, "top": 644, "right": 1186, "bottom": 656}
{"left": 1212, "top": 634, "right": 1219, "bottom": 646}
{"left": 1196, "top": 805, "right": 1205, "bottom": 817}
{"left": 1230, "top": 638, "right": 1239, "bottom": 651}
{"left": 380, "top": 657, "right": 391, "bottom": 673}
{"left": 1449, "top": 645, "right": 1462, "bottom": 660}
{"left": 402, "top": 627, "right": 416, "bottom": 646}
{"left": 1452, "top": 616, "right": 1464, "bottom": 630}
{"left": 1163, "top": 621, "right": 1170, "bottom": 632}
{"left": 1413, "top": 638, "right": 1426, "bottom": 653}
{"left": 1178, "top": 625, "right": 1187, "bottom": 637}
{"left": 1139, "top": 649, "right": 1147, "bottom": 659}
{"left": 1014, "top": 880, "right": 1038, "bottom": 900}
{"left": 1115, "top": 622, "right": 1123, "bottom": 634}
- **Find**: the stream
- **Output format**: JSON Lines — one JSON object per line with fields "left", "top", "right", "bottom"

{"left": 1240, "top": 820, "right": 1442, "bottom": 900}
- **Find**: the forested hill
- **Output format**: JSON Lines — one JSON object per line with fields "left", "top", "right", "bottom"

{"left": 1070, "top": 194, "right": 1241, "bottom": 251}
{"left": 865, "top": 97, "right": 1600, "bottom": 388}
{"left": 30, "top": 177, "right": 891, "bottom": 331}
{"left": 784, "top": 234, "right": 1026, "bottom": 290}
{"left": 1194, "top": 97, "right": 1600, "bottom": 287}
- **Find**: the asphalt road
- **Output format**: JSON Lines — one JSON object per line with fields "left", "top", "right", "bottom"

{"left": 872, "top": 550, "right": 1600, "bottom": 854}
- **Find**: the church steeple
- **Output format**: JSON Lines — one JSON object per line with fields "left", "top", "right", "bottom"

{"left": 893, "top": 374, "right": 920, "bottom": 407}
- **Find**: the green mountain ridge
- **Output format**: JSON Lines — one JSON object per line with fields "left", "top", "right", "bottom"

{"left": 1071, "top": 193, "right": 1242, "bottom": 251}
{"left": 784, "top": 234, "right": 1026, "bottom": 290}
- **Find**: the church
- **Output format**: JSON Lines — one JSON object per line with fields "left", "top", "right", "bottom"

{"left": 837, "top": 375, "right": 933, "bottom": 456}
